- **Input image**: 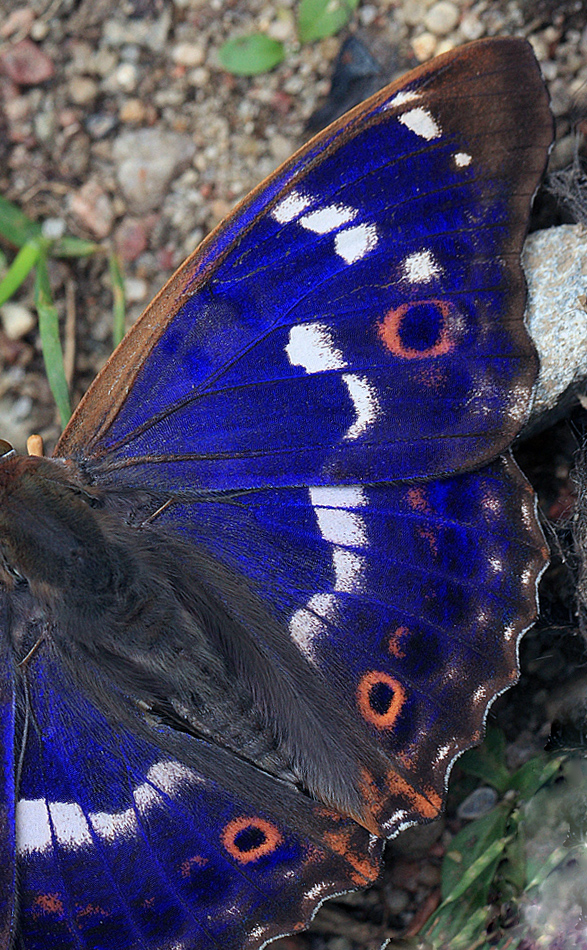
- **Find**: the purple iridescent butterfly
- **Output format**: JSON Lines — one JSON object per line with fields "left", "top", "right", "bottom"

{"left": 0, "top": 37, "right": 552, "bottom": 950}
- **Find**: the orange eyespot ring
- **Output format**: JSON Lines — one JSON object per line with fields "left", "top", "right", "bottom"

{"left": 221, "top": 816, "right": 283, "bottom": 864}
{"left": 378, "top": 300, "right": 454, "bottom": 359}
{"left": 357, "top": 671, "right": 406, "bottom": 729}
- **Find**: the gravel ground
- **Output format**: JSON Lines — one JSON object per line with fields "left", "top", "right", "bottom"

{"left": 1, "top": 1, "right": 587, "bottom": 948}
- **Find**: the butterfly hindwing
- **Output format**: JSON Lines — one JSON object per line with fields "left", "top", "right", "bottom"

{"left": 155, "top": 452, "right": 546, "bottom": 832}
{"left": 57, "top": 37, "right": 552, "bottom": 491}
{"left": 16, "top": 651, "right": 380, "bottom": 950}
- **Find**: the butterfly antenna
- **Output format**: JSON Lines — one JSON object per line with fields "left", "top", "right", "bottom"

{"left": 140, "top": 496, "right": 175, "bottom": 527}
{"left": 17, "top": 636, "right": 45, "bottom": 669}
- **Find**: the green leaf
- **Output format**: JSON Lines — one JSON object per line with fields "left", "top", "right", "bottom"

{"left": 297, "top": 0, "right": 359, "bottom": 43}
{"left": 525, "top": 843, "right": 572, "bottom": 890}
{"left": 425, "top": 904, "right": 490, "bottom": 950}
{"left": 0, "top": 195, "right": 42, "bottom": 247}
{"left": 502, "top": 813, "right": 526, "bottom": 892}
{"left": 458, "top": 728, "right": 510, "bottom": 793}
{"left": 108, "top": 251, "right": 126, "bottom": 347}
{"left": 219, "top": 34, "right": 285, "bottom": 76}
{"left": 34, "top": 253, "right": 71, "bottom": 427}
{"left": 442, "top": 804, "right": 511, "bottom": 902}
{"left": 0, "top": 240, "right": 41, "bottom": 307}
{"left": 509, "top": 754, "right": 564, "bottom": 800}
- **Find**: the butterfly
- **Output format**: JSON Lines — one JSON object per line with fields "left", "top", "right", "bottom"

{"left": 0, "top": 36, "right": 552, "bottom": 950}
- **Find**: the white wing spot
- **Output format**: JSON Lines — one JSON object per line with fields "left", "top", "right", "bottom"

{"left": 333, "top": 547, "right": 366, "bottom": 591}
{"left": 309, "top": 485, "right": 367, "bottom": 508}
{"left": 399, "top": 107, "right": 441, "bottom": 141}
{"left": 382, "top": 810, "right": 412, "bottom": 835}
{"left": 387, "top": 89, "right": 420, "bottom": 108}
{"left": 290, "top": 485, "right": 370, "bottom": 657}
{"left": 299, "top": 203, "right": 356, "bottom": 234}
{"left": 434, "top": 744, "right": 452, "bottom": 766}
{"left": 503, "top": 623, "right": 517, "bottom": 642}
{"left": 272, "top": 189, "right": 312, "bottom": 223}
{"left": 489, "top": 556, "right": 503, "bottom": 574}
{"left": 343, "top": 373, "right": 380, "bottom": 439}
{"left": 91, "top": 806, "right": 139, "bottom": 843}
{"left": 289, "top": 608, "right": 326, "bottom": 659}
{"left": 403, "top": 249, "right": 442, "bottom": 283}
{"left": 17, "top": 759, "right": 201, "bottom": 856}
{"left": 454, "top": 151, "right": 472, "bottom": 167}
{"left": 286, "top": 322, "right": 346, "bottom": 373}
{"left": 335, "top": 223, "right": 378, "bottom": 264}
{"left": 314, "top": 506, "right": 367, "bottom": 547}
{"left": 17, "top": 799, "right": 91, "bottom": 855}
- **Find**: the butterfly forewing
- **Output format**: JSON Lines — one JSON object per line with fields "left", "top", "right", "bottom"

{"left": 58, "top": 38, "right": 552, "bottom": 491}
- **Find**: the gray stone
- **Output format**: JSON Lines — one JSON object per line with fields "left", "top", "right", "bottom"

{"left": 113, "top": 129, "right": 196, "bottom": 214}
{"left": 523, "top": 224, "right": 587, "bottom": 424}
{"left": 457, "top": 786, "right": 498, "bottom": 820}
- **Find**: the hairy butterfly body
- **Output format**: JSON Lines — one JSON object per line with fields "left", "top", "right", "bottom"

{"left": 0, "top": 37, "right": 551, "bottom": 950}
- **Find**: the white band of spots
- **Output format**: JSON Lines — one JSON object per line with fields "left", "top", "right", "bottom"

{"left": 402, "top": 249, "right": 442, "bottom": 282}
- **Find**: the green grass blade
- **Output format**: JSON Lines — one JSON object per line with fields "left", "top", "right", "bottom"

{"left": 109, "top": 251, "right": 126, "bottom": 347}
{"left": 0, "top": 241, "right": 41, "bottom": 307}
{"left": 34, "top": 253, "right": 71, "bottom": 427}
{"left": 443, "top": 833, "right": 511, "bottom": 905}
{"left": 0, "top": 195, "right": 42, "bottom": 247}
{"left": 54, "top": 235, "right": 101, "bottom": 258}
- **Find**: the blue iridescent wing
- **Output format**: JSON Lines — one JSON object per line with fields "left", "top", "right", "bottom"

{"left": 14, "top": 653, "right": 380, "bottom": 949}
{"left": 4, "top": 36, "right": 552, "bottom": 950}
{"left": 0, "top": 633, "right": 16, "bottom": 947}
{"left": 154, "top": 453, "right": 546, "bottom": 832}
{"left": 57, "top": 38, "right": 552, "bottom": 489}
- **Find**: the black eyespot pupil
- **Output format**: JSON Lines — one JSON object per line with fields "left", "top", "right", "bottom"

{"left": 369, "top": 681, "right": 394, "bottom": 715}
{"left": 234, "top": 826, "right": 266, "bottom": 853}
{"left": 399, "top": 302, "right": 444, "bottom": 351}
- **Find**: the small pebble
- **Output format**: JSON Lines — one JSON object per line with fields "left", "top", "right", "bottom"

{"left": 424, "top": 1, "right": 460, "bottom": 36}
{"left": 171, "top": 42, "right": 206, "bottom": 67}
{"left": 41, "top": 217, "right": 66, "bottom": 240}
{"left": 400, "top": 0, "right": 428, "bottom": 28}
{"left": 69, "top": 76, "right": 99, "bottom": 106}
{"left": 119, "top": 98, "right": 147, "bottom": 123}
{"left": 70, "top": 179, "right": 114, "bottom": 239}
{"left": 114, "top": 63, "right": 138, "bottom": 93}
{"left": 124, "top": 277, "right": 149, "bottom": 303}
{"left": 114, "top": 218, "right": 150, "bottom": 262}
{"left": 85, "top": 112, "right": 118, "bottom": 139}
{"left": 457, "top": 786, "right": 499, "bottom": 820}
{"left": 29, "top": 20, "right": 48, "bottom": 41}
{"left": 1, "top": 302, "right": 36, "bottom": 340}
{"left": 412, "top": 32, "right": 437, "bottom": 61}
{"left": 0, "top": 8, "right": 35, "bottom": 39}
{"left": 459, "top": 11, "right": 485, "bottom": 40}
{"left": 0, "top": 38, "right": 54, "bottom": 85}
